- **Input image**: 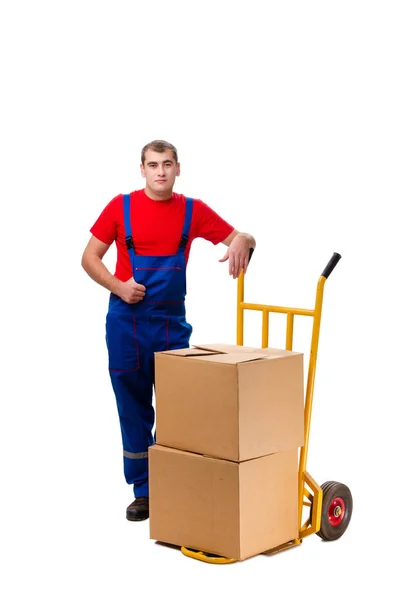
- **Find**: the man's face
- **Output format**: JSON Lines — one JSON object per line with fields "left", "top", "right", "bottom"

{"left": 140, "top": 149, "right": 180, "bottom": 199}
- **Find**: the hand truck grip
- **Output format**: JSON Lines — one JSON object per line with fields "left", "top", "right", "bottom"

{"left": 321, "top": 252, "right": 341, "bottom": 279}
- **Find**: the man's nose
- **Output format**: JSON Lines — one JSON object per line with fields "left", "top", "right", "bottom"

{"left": 158, "top": 165, "right": 165, "bottom": 175}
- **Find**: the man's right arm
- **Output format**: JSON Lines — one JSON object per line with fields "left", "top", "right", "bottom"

{"left": 81, "top": 236, "right": 145, "bottom": 303}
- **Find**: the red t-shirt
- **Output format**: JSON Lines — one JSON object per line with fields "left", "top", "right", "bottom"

{"left": 90, "top": 189, "right": 234, "bottom": 282}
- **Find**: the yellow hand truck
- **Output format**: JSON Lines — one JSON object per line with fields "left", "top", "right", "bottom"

{"left": 182, "top": 252, "right": 352, "bottom": 564}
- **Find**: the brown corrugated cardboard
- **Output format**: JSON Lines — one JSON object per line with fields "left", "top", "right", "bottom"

{"left": 149, "top": 444, "right": 299, "bottom": 561}
{"left": 155, "top": 344, "right": 304, "bottom": 461}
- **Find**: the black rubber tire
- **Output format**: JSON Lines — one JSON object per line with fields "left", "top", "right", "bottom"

{"left": 316, "top": 480, "right": 353, "bottom": 541}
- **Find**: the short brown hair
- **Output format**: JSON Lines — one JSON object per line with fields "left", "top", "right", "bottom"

{"left": 141, "top": 140, "right": 178, "bottom": 165}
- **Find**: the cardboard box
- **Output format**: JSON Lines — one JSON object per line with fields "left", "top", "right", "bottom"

{"left": 149, "top": 444, "right": 299, "bottom": 561}
{"left": 155, "top": 344, "right": 304, "bottom": 461}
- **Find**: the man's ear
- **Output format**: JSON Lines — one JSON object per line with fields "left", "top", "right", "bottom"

{"left": 176, "top": 162, "right": 181, "bottom": 176}
{"left": 140, "top": 164, "right": 146, "bottom": 178}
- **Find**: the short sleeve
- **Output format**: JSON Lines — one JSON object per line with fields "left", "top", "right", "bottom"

{"left": 193, "top": 200, "right": 234, "bottom": 245}
{"left": 90, "top": 195, "right": 121, "bottom": 245}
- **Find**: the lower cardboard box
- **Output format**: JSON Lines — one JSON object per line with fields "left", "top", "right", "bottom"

{"left": 149, "top": 444, "right": 299, "bottom": 561}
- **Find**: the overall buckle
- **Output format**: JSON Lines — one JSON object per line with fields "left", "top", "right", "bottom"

{"left": 179, "top": 234, "right": 188, "bottom": 249}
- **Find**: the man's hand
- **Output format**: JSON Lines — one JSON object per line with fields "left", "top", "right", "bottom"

{"left": 81, "top": 236, "right": 147, "bottom": 301}
{"left": 115, "top": 277, "right": 146, "bottom": 304}
{"left": 219, "top": 232, "right": 255, "bottom": 279}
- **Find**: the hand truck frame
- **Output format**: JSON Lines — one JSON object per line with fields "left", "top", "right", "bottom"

{"left": 182, "top": 252, "right": 353, "bottom": 563}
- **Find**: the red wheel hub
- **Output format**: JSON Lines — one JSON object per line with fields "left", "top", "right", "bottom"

{"left": 328, "top": 496, "right": 345, "bottom": 526}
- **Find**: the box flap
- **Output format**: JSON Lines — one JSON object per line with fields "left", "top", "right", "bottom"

{"left": 158, "top": 348, "right": 219, "bottom": 357}
{"left": 157, "top": 345, "right": 303, "bottom": 360}
{"left": 257, "top": 347, "right": 303, "bottom": 358}
{"left": 192, "top": 352, "right": 269, "bottom": 365}
{"left": 194, "top": 343, "right": 265, "bottom": 354}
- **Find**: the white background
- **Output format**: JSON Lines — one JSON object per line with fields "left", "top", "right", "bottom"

{"left": 1, "top": 1, "right": 396, "bottom": 598}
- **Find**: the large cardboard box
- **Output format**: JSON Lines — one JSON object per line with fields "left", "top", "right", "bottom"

{"left": 149, "top": 444, "right": 299, "bottom": 561}
{"left": 155, "top": 344, "right": 304, "bottom": 461}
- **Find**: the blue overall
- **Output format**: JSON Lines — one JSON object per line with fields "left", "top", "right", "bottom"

{"left": 105, "top": 195, "right": 193, "bottom": 497}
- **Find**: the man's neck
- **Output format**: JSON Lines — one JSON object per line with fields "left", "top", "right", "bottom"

{"left": 144, "top": 186, "right": 173, "bottom": 201}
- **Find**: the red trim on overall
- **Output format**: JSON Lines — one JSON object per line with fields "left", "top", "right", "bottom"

{"left": 133, "top": 315, "right": 140, "bottom": 370}
{"left": 149, "top": 301, "right": 184, "bottom": 305}
{"left": 135, "top": 267, "right": 182, "bottom": 271}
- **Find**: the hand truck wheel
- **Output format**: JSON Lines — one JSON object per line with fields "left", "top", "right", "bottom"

{"left": 316, "top": 480, "right": 353, "bottom": 541}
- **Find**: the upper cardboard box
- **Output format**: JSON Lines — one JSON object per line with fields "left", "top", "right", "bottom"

{"left": 155, "top": 343, "right": 304, "bottom": 462}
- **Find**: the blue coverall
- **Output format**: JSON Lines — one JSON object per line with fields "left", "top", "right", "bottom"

{"left": 105, "top": 195, "right": 193, "bottom": 497}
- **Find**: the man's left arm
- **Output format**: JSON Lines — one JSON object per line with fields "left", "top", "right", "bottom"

{"left": 219, "top": 229, "right": 256, "bottom": 279}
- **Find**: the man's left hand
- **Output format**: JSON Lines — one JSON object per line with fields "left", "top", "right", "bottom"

{"left": 219, "top": 233, "right": 255, "bottom": 279}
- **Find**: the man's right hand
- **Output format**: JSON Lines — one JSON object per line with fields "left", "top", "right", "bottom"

{"left": 116, "top": 278, "right": 146, "bottom": 304}
{"left": 81, "top": 236, "right": 147, "bottom": 303}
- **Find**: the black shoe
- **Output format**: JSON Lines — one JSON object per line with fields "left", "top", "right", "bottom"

{"left": 126, "top": 497, "right": 149, "bottom": 521}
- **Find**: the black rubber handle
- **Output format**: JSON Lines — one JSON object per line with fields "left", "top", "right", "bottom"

{"left": 321, "top": 252, "right": 342, "bottom": 279}
{"left": 248, "top": 247, "right": 254, "bottom": 263}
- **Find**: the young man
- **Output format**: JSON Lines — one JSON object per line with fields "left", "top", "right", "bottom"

{"left": 81, "top": 140, "right": 256, "bottom": 521}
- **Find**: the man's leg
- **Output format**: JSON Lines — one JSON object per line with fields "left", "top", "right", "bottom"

{"left": 106, "top": 308, "right": 154, "bottom": 520}
{"left": 109, "top": 357, "right": 154, "bottom": 495}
